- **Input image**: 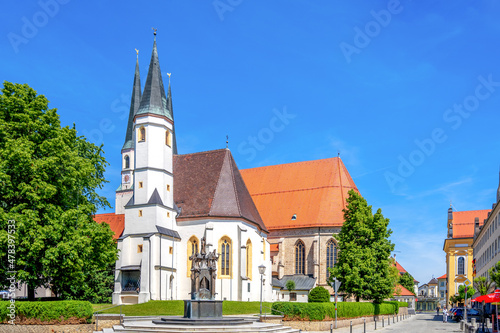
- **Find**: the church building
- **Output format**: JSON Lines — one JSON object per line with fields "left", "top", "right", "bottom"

{"left": 94, "top": 34, "right": 360, "bottom": 304}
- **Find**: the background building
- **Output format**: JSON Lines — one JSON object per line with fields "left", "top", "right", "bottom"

{"left": 393, "top": 284, "right": 416, "bottom": 309}
{"left": 443, "top": 207, "right": 489, "bottom": 305}
{"left": 437, "top": 274, "right": 447, "bottom": 308}
{"left": 472, "top": 176, "right": 500, "bottom": 290}
{"left": 416, "top": 277, "right": 439, "bottom": 311}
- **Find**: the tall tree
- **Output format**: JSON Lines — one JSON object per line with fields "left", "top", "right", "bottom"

{"left": 0, "top": 82, "right": 118, "bottom": 300}
{"left": 330, "top": 190, "right": 395, "bottom": 303}
{"left": 399, "top": 272, "right": 416, "bottom": 294}
{"left": 474, "top": 276, "right": 493, "bottom": 296}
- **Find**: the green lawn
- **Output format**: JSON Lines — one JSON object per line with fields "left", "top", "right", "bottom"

{"left": 93, "top": 300, "right": 273, "bottom": 316}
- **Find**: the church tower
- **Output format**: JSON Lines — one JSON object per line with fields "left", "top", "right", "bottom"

{"left": 123, "top": 32, "right": 177, "bottom": 235}
{"left": 115, "top": 51, "right": 141, "bottom": 214}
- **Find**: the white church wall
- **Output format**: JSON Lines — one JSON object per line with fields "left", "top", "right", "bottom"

{"left": 123, "top": 205, "right": 173, "bottom": 235}
{"left": 176, "top": 218, "right": 272, "bottom": 302}
{"left": 134, "top": 116, "right": 173, "bottom": 171}
{"left": 118, "top": 236, "right": 144, "bottom": 267}
{"left": 162, "top": 172, "right": 174, "bottom": 208}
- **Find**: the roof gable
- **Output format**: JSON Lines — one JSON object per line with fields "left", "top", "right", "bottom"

{"left": 174, "top": 149, "right": 266, "bottom": 232}
{"left": 395, "top": 284, "right": 415, "bottom": 296}
{"left": 240, "top": 157, "right": 358, "bottom": 231}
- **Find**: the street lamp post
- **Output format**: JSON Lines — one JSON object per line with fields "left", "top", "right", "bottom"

{"left": 259, "top": 264, "right": 266, "bottom": 318}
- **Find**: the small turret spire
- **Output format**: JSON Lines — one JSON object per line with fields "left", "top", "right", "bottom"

{"left": 166, "top": 73, "right": 178, "bottom": 154}
{"left": 122, "top": 50, "right": 142, "bottom": 149}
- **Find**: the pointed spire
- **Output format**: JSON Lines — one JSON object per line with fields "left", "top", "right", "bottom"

{"left": 122, "top": 50, "right": 142, "bottom": 150}
{"left": 136, "top": 32, "right": 172, "bottom": 120}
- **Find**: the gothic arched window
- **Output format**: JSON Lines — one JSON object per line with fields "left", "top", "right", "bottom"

{"left": 457, "top": 257, "right": 465, "bottom": 275}
{"left": 326, "top": 238, "right": 337, "bottom": 278}
{"left": 219, "top": 237, "right": 232, "bottom": 278}
{"left": 124, "top": 155, "right": 130, "bottom": 169}
{"left": 295, "top": 240, "right": 305, "bottom": 275}
{"left": 246, "top": 239, "right": 252, "bottom": 280}
{"left": 187, "top": 236, "right": 199, "bottom": 277}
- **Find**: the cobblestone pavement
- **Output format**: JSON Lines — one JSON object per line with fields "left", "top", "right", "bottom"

{"left": 304, "top": 313, "right": 463, "bottom": 333}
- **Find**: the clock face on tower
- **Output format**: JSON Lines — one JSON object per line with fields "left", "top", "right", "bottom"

{"left": 123, "top": 174, "right": 130, "bottom": 184}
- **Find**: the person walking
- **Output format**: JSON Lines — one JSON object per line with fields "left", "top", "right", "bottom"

{"left": 436, "top": 306, "right": 440, "bottom": 316}
{"left": 443, "top": 308, "right": 447, "bottom": 323}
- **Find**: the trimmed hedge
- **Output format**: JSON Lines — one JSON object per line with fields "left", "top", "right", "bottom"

{"left": 382, "top": 301, "right": 408, "bottom": 314}
{"left": 0, "top": 300, "right": 93, "bottom": 323}
{"left": 272, "top": 301, "right": 398, "bottom": 321}
{"left": 308, "top": 286, "right": 330, "bottom": 303}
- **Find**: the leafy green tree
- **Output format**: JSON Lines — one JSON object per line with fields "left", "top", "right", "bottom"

{"left": 489, "top": 261, "right": 500, "bottom": 288}
{"left": 330, "top": 190, "right": 395, "bottom": 303}
{"left": 0, "top": 82, "right": 118, "bottom": 301}
{"left": 286, "top": 280, "right": 296, "bottom": 293}
{"left": 474, "top": 276, "right": 493, "bottom": 296}
{"left": 451, "top": 285, "right": 475, "bottom": 304}
{"left": 388, "top": 258, "right": 400, "bottom": 293}
{"left": 399, "top": 272, "right": 415, "bottom": 294}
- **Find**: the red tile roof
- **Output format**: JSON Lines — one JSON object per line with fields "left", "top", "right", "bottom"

{"left": 437, "top": 274, "right": 446, "bottom": 279}
{"left": 240, "top": 157, "right": 358, "bottom": 231}
{"left": 452, "top": 209, "right": 490, "bottom": 238}
{"left": 93, "top": 213, "right": 124, "bottom": 239}
{"left": 393, "top": 260, "right": 407, "bottom": 274}
{"left": 174, "top": 149, "right": 267, "bottom": 232}
{"left": 270, "top": 244, "right": 279, "bottom": 252}
{"left": 395, "top": 284, "right": 415, "bottom": 296}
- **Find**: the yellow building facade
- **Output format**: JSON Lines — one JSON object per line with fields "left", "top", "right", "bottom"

{"left": 443, "top": 208, "right": 489, "bottom": 305}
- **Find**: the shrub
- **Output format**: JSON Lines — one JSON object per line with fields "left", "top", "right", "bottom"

{"left": 0, "top": 300, "right": 93, "bottom": 323}
{"left": 308, "top": 286, "right": 330, "bottom": 303}
{"left": 381, "top": 300, "right": 406, "bottom": 314}
{"left": 285, "top": 280, "right": 296, "bottom": 292}
{"left": 272, "top": 301, "right": 397, "bottom": 321}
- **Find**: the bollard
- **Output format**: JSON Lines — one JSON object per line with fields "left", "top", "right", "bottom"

{"left": 393, "top": 314, "right": 395, "bottom": 324}
{"left": 350, "top": 321, "right": 352, "bottom": 333}
{"left": 364, "top": 318, "right": 366, "bottom": 333}
{"left": 460, "top": 320, "right": 464, "bottom": 330}
{"left": 330, "top": 323, "right": 333, "bottom": 333}
{"left": 388, "top": 315, "right": 390, "bottom": 325}
{"left": 375, "top": 317, "right": 377, "bottom": 330}
{"left": 382, "top": 316, "right": 384, "bottom": 327}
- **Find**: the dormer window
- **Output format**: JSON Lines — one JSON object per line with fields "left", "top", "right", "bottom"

{"left": 291, "top": 214, "right": 297, "bottom": 220}
{"left": 139, "top": 126, "right": 146, "bottom": 142}
{"left": 124, "top": 155, "right": 130, "bottom": 169}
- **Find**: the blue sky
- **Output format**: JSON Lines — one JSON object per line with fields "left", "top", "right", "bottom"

{"left": 2, "top": 0, "right": 500, "bottom": 287}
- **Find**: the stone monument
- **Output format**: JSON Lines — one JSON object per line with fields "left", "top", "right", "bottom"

{"left": 154, "top": 236, "right": 247, "bottom": 326}
{"left": 183, "top": 236, "right": 223, "bottom": 318}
